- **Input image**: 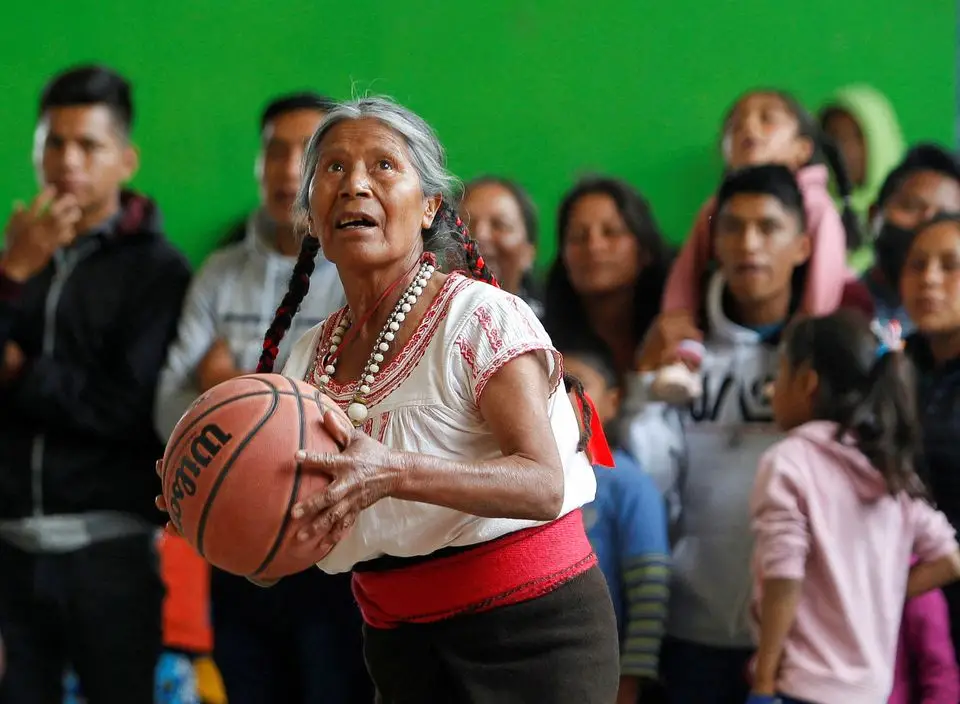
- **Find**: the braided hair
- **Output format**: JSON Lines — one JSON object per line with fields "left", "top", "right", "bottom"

{"left": 427, "top": 199, "right": 499, "bottom": 287}
{"left": 255, "top": 95, "right": 591, "bottom": 451}
{"left": 255, "top": 199, "right": 498, "bottom": 375}
{"left": 252, "top": 96, "right": 591, "bottom": 452}
{"left": 438, "top": 199, "right": 594, "bottom": 452}
{"left": 562, "top": 372, "right": 593, "bottom": 453}
{"left": 256, "top": 234, "right": 321, "bottom": 373}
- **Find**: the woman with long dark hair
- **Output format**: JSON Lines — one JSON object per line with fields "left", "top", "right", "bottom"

{"left": 543, "top": 175, "right": 671, "bottom": 375}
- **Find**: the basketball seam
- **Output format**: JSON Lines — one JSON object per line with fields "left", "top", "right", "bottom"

{"left": 161, "top": 388, "right": 303, "bottom": 487}
{"left": 252, "top": 376, "right": 309, "bottom": 577}
{"left": 194, "top": 378, "right": 282, "bottom": 560}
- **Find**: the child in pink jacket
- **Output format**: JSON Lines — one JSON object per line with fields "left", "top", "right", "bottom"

{"left": 888, "top": 558, "right": 959, "bottom": 704}
{"left": 747, "top": 311, "right": 960, "bottom": 704}
{"left": 651, "top": 89, "right": 858, "bottom": 404}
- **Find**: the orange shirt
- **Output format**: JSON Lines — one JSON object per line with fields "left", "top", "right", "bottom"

{"left": 158, "top": 533, "right": 213, "bottom": 654}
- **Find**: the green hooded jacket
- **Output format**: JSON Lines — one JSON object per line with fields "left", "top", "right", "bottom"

{"left": 820, "top": 84, "right": 905, "bottom": 272}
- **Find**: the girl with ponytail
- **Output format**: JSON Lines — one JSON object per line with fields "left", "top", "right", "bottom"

{"left": 256, "top": 97, "right": 618, "bottom": 703}
{"left": 747, "top": 310, "right": 960, "bottom": 704}
{"left": 649, "top": 88, "right": 861, "bottom": 404}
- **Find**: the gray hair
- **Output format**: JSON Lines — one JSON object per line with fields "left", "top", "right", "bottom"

{"left": 295, "top": 96, "right": 459, "bottom": 221}
{"left": 255, "top": 98, "right": 494, "bottom": 379}
{"left": 291, "top": 96, "right": 497, "bottom": 282}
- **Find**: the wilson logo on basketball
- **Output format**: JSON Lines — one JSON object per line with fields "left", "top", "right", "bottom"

{"left": 169, "top": 424, "right": 233, "bottom": 530}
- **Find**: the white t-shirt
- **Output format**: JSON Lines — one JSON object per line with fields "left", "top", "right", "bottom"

{"left": 282, "top": 273, "right": 596, "bottom": 574}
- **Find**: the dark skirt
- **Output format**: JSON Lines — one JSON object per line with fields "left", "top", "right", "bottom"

{"left": 362, "top": 565, "right": 619, "bottom": 704}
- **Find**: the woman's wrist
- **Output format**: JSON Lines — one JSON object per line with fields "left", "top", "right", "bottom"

{"left": 377, "top": 447, "right": 410, "bottom": 502}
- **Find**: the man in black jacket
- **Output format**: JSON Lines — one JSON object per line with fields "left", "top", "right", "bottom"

{"left": 0, "top": 65, "right": 190, "bottom": 704}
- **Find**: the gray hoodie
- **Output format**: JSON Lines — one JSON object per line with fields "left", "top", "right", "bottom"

{"left": 624, "top": 271, "right": 785, "bottom": 648}
{"left": 154, "top": 210, "right": 345, "bottom": 439}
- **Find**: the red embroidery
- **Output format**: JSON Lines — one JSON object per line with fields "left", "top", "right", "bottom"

{"left": 308, "top": 274, "right": 472, "bottom": 409}
{"left": 455, "top": 337, "right": 477, "bottom": 374}
{"left": 375, "top": 412, "right": 390, "bottom": 444}
{"left": 474, "top": 343, "right": 562, "bottom": 401}
{"left": 473, "top": 305, "right": 504, "bottom": 354}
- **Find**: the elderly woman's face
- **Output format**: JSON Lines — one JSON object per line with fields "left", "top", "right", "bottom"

{"left": 309, "top": 118, "right": 440, "bottom": 268}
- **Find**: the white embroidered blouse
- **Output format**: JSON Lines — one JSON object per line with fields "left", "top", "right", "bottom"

{"left": 281, "top": 273, "right": 596, "bottom": 574}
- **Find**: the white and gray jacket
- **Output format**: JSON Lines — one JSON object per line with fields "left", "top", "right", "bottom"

{"left": 154, "top": 210, "right": 345, "bottom": 439}
{"left": 623, "top": 272, "right": 785, "bottom": 649}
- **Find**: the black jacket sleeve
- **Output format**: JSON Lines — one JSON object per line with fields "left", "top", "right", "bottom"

{"left": 6, "top": 251, "right": 190, "bottom": 439}
{"left": 0, "top": 268, "right": 25, "bottom": 351}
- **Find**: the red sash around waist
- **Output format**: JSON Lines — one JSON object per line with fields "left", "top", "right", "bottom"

{"left": 351, "top": 509, "right": 596, "bottom": 629}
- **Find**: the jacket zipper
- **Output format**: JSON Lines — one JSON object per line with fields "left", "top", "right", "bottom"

{"left": 30, "top": 249, "right": 85, "bottom": 516}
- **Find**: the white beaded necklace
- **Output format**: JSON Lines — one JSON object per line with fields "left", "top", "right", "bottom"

{"left": 316, "top": 258, "right": 436, "bottom": 426}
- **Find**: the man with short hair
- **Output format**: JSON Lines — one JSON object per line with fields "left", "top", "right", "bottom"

{"left": 155, "top": 93, "right": 368, "bottom": 704}
{"left": 0, "top": 65, "right": 191, "bottom": 704}
{"left": 155, "top": 93, "right": 344, "bottom": 431}
{"left": 629, "top": 165, "right": 812, "bottom": 704}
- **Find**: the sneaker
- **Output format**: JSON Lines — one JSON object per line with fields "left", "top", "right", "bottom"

{"left": 650, "top": 339, "right": 705, "bottom": 405}
{"left": 650, "top": 362, "right": 702, "bottom": 404}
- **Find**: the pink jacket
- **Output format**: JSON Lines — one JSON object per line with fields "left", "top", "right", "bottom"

{"left": 888, "top": 559, "right": 959, "bottom": 704}
{"left": 750, "top": 421, "right": 959, "bottom": 704}
{"left": 662, "top": 164, "right": 849, "bottom": 316}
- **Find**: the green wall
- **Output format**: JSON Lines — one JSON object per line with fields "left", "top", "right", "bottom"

{"left": 1, "top": 0, "right": 956, "bottom": 268}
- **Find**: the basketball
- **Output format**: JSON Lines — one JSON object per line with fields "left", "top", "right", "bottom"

{"left": 160, "top": 373, "right": 341, "bottom": 581}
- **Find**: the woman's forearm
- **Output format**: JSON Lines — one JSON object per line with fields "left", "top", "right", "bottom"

{"left": 390, "top": 451, "right": 564, "bottom": 521}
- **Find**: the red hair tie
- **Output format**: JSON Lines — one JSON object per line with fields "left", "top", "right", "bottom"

{"left": 573, "top": 391, "right": 615, "bottom": 468}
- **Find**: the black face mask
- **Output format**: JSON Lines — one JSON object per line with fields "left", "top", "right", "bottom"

{"left": 874, "top": 221, "right": 916, "bottom": 289}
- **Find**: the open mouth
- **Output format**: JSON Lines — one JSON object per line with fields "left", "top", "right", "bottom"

{"left": 336, "top": 215, "right": 378, "bottom": 230}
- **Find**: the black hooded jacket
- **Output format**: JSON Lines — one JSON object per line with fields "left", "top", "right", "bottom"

{"left": 0, "top": 191, "right": 191, "bottom": 524}
{"left": 907, "top": 332, "right": 960, "bottom": 657}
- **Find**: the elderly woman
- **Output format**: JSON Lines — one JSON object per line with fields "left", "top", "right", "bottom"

{"left": 251, "top": 97, "right": 618, "bottom": 703}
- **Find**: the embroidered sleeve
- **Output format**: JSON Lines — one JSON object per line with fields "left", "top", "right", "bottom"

{"left": 453, "top": 292, "right": 561, "bottom": 404}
